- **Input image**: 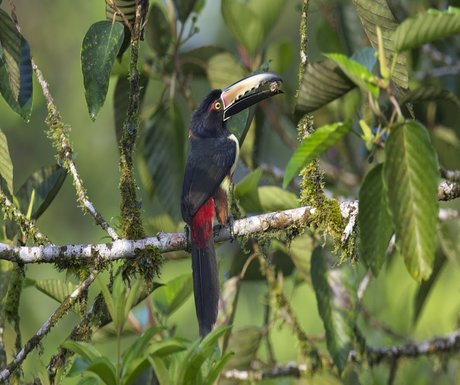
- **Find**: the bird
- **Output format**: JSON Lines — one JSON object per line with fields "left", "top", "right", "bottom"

{"left": 181, "top": 72, "right": 283, "bottom": 337}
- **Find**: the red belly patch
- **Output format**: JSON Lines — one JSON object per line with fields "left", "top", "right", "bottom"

{"left": 192, "top": 198, "right": 215, "bottom": 248}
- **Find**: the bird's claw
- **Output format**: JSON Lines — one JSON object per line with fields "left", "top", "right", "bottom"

{"left": 184, "top": 224, "right": 191, "bottom": 251}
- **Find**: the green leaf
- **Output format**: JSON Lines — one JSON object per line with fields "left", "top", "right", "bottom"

{"left": 173, "top": 0, "right": 199, "bottom": 22}
{"left": 394, "top": 7, "right": 460, "bottom": 52}
{"left": 295, "top": 59, "right": 355, "bottom": 115}
{"left": 96, "top": 276, "right": 116, "bottom": 325}
{"left": 148, "top": 356, "right": 170, "bottom": 385}
{"left": 0, "top": 9, "right": 33, "bottom": 120}
{"left": 265, "top": 41, "right": 294, "bottom": 74}
{"left": 62, "top": 341, "right": 102, "bottom": 363}
{"left": 352, "top": 0, "right": 408, "bottom": 89}
{"left": 383, "top": 121, "right": 439, "bottom": 280}
{"left": 15, "top": 164, "right": 67, "bottom": 220}
{"left": 350, "top": 47, "right": 377, "bottom": 72}
{"left": 142, "top": 103, "right": 185, "bottom": 221}
{"left": 180, "top": 46, "right": 225, "bottom": 76}
{"left": 224, "top": 326, "right": 262, "bottom": 370}
{"left": 257, "top": 186, "right": 299, "bottom": 212}
{"left": 122, "top": 326, "right": 163, "bottom": 365}
{"left": 325, "top": 53, "right": 379, "bottom": 98}
{"left": 86, "top": 357, "right": 117, "bottom": 385}
{"left": 221, "top": 0, "right": 285, "bottom": 55}
{"left": 152, "top": 274, "right": 193, "bottom": 317}
{"left": 145, "top": 4, "right": 171, "bottom": 57}
{"left": 106, "top": 0, "right": 136, "bottom": 24}
{"left": 401, "top": 85, "right": 460, "bottom": 109}
{"left": 203, "top": 351, "right": 233, "bottom": 385}
{"left": 207, "top": 52, "right": 246, "bottom": 90}
{"left": 0, "top": 128, "right": 13, "bottom": 195}
{"left": 234, "top": 168, "right": 263, "bottom": 212}
{"left": 311, "top": 247, "right": 357, "bottom": 374}
{"left": 81, "top": 21, "right": 124, "bottom": 120}
{"left": 283, "top": 122, "right": 351, "bottom": 187}
{"left": 146, "top": 338, "right": 187, "bottom": 357}
{"left": 413, "top": 251, "right": 446, "bottom": 324}
{"left": 358, "top": 164, "right": 394, "bottom": 276}
{"left": 30, "top": 278, "right": 77, "bottom": 305}
{"left": 113, "top": 74, "right": 149, "bottom": 145}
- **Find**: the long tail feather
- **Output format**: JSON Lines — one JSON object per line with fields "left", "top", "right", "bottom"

{"left": 192, "top": 237, "right": 219, "bottom": 337}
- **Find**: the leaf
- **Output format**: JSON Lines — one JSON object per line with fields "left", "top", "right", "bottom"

{"left": 86, "top": 357, "right": 117, "bottom": 385}
{"left": 413, "top": 251, "right": 446, "bottom": 324}
{"left": 106, "top": 0, "right": 136, "bottom": 24}
{"left": 325, "top": 53, "right": 379, "bottom": 98}
{"left": 311, "top": 247, "right": 357, "bottom": 374}
{"left": 173, "top": 0, "right": 199, "bottom": 22}
{"left": 62, "top": 341, "right": 102, "bottom": 363}
{"left": 350, "top": 47, "right": 377, "bottom": 72}
{"left": 358, "top": 164, "right": 394, "bottom": 276}
{"left": 0, "top": 9, "right": 33, "bottom": 120}
{"left": 383, "top": 121, "right": 439, "bottom": 280}
{"left": 148, "top": 356, "right": 170, "bottom": 385}
{"left": 142, "top": 103, "right": 185, "bottom": 220}
{"left": 295, "top": 59, "right": 355, "bottom": 115}
{"left": 401, "top": 85, "right": 460, "bottom": 109}
{"left": 265, "top": 41, "right": 294, "bottom": 74}
{"left": 234, "top": 168, "right": 263, "bottom": 212}
{"left": 152, "top": 274, "right": 193, "bottom": 317}
{"left": 257, "top": 186, "right": 299, "bottom": 212}
{"left": 145, "top": 4, "right": 171, "bottom": 57}
{"left": 113, "top": 74, "right": 149, "bottom": 145}
{"left": 352, "top": 0, "right": 408, "bottom": 89}
{"left": 207, "top": 52, "right": 246, "bottom": 90}
{"left": 283, "top": 122, "right": 351, "bottom": 187}
{"left": 203, "top": 351, "right": 233, "bottom": 385}
{"left": 180, "top": 46, "right": 225, "bottom": 76}
{"left": 221, "top": 0, "right": 285, "bottom": 55}
{"left": 15, "top": 164, "right": 67, "bottom": 220}
{"left": 30, "top": 279, "right": 78, "bottom": 304}
{"left": 224, "top": 326, "right": 262, "bottom": 370}
{"left": 0, "top": 128, "right": 13, "bottom": 195}
{"left": 122, "top": 325, "right": 163, "bottom": 365}
{"left": 81, "top": 21, "right": 124, "bottom": 120}
{"left": 394, "top": 7, "right": 460, "bottom": 52}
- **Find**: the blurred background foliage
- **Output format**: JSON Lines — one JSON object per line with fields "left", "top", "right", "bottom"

{"left": 0, "top": 0, "right": 460, "bottom": 384}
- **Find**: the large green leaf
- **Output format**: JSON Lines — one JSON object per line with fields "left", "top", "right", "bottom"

{"left": 142, "top": 102, "right": 185, "bottom": 220}
{"left": 401, "top": 85, "right": 460, "bottom": 109}
{"left": 394, "top": 7, "right": 460, "bottom": 52}
{"left": 283, "top": 122, "right": 351, "bottom": 187}
{"left": 221, "top": 0, "right": 285, "bottom": 55}
{"left": 180, "top": 46, "right": 225, "bottom": 76}
{"left": 311, "top": 247, "right": 357, "bottom": 374}
{"left": 15, "top": 164, "right": 67, "bottom": 220}
{"left": 145, "top": 3, "right": 171, "bottom": 57}
{"left": 295, "top": 59, "right": 355, "bottom": 115}
{"left": 105, "top": 0, "right": 136, "bottom": 23}
{"left": 0, "top": 9, "right": 33, "bottom": 120}
{"left": 383, "top": 121, "right": 439, "bottom": 280}
{"left": 207, "top": 52, "right": 246, "bottom": 90}
{"left": 152, "top": 274, "right": 193, "bottom": 317}
{"left": 0, "top": 128, "right": 13, "bottom": 195}
{"left": 81, "top": 21, "right": 124, "bottom": 120}
{"left": 27, "top": 278, "right": 77, "bottom": 305}
{"left": 358, "top": 164, "right": 393, "bottom": 276}
{"left": 352, "top": 0, "right": 408, "bottom": 89}
{"left": 86, "top": 357, "right": 117, "bottom": 385}
{"left": 325, "top": 53, "right": 379, "bottom": 98}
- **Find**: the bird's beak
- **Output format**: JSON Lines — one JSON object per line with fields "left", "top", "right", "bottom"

{"left": 221, "top": 72, "right": 283, "bottom": 121}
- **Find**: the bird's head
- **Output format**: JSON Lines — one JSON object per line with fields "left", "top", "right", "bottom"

{"left": 190, "top": 72, "right": 283, "bottom": 138}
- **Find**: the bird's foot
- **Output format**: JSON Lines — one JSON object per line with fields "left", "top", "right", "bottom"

{"left": 184, "top": 224, "right": 191, "bottom": 251}
{"left": 227, "top": 215, "right": 235, "bottom": 242}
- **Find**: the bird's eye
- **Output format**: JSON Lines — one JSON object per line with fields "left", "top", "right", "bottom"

{"left": 213, "top": 101, "right": 222, "bottom": 110}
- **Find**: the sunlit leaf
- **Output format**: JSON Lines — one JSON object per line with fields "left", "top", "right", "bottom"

{"left": 358, "top": 164, "right": 393, "bottom": 276}
{"left": 81, "top": 21, "right": 124, "bottom": 120}
{"left": 152, "top": 274, "right": 193, "bottom": 317}
{"left": 62, "top": 341, "right": 101, "bottom": 363}
{"left": 311, "top": 247, "right": 357, "bottom": 373}
{"left": 15, "top": 164, "right": 67, "bottom": 220}
{"left": 383, "top": 121, "right": 439, "bottom": 280}
{"left": 0, "top": 9, "right": 32, "bottom": 120}
{"left": 296, "top": 59, "right": 355, "bottom": 115}
{"left": 394, "top": 7, "right": 460, "bottom": 52}
{"left": 145, "top": 3, "right": 171, "bottom": 57}
{"left": 148, "top": 356, "right": 170, "bottom": 385}
{"left": 221, "top": 0, "right": 285, "bottom": 55}
{"left": 352, "top": 0, "right": 408, "bottom": 89}
{"left": 325, "top": 53, "right": 379, "bottom": 98}
{"left": 0, "top": 128, "right": 13, "bottom": 195}
{"left": 283, "top": 122, "right": 351, "bottom": 187}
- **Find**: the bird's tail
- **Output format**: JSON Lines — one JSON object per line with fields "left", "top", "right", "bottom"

{"left": 191, "top": 237, "right": 219, "bottom": 337}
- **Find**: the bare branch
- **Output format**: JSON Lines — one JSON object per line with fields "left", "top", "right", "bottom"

{"left": 437, "top": 180, "right": 460, "bottom": 201}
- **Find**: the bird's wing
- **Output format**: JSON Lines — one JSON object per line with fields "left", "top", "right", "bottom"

{"left": 181, "top": 137, "right": 237, "bottom": 223}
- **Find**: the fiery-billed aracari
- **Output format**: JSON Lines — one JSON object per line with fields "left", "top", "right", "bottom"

{"left": 181, "top": 73, "right": 283, "bottom": 337}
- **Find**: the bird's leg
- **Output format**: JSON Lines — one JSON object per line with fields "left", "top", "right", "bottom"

{"left": 184, "top": 223, "right": 191, "bottom": 251}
